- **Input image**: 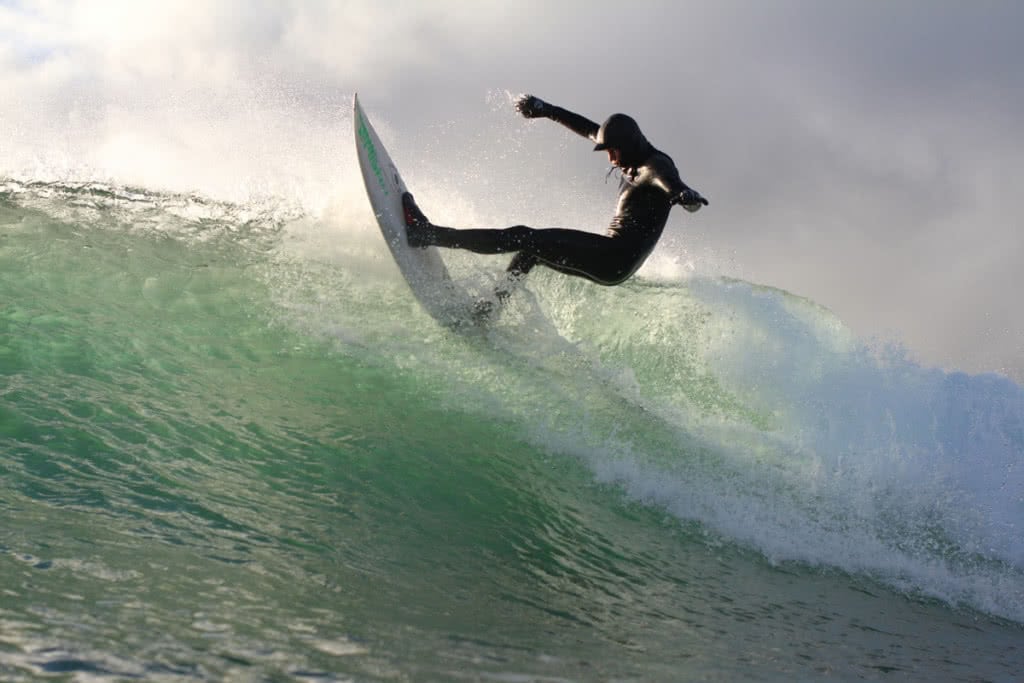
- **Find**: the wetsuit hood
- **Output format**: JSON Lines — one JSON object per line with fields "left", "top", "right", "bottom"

{"left": 593, "top": 113, "right": 651, "bottom": 166}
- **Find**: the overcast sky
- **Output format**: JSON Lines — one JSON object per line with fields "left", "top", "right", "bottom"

{"left": 1, "top": 0, "right": 1021, "bottom": 380}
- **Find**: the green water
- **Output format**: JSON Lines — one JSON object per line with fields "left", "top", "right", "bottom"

{"left": 1, "top": 182, "right": 1022, "bottom": 681}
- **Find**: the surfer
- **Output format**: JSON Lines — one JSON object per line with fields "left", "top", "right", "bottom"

{"left": 401, "top": 94, "right": 708, "bottom": 299}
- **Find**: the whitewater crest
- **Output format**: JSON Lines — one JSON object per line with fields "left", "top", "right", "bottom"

{"left": 1, "top": 178, "right": 302, "bottom": 245}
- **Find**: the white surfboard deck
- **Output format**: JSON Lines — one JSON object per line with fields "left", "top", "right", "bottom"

{"left": 353, "top": 94, "right": 484, "bottom": 327}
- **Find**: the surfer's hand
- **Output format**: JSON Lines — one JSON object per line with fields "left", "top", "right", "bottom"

{"left": 514, "top": 94, "right": 547, "bottom": 119}
{"left": 676, "top": 188, "right": 708, "bottom": 212}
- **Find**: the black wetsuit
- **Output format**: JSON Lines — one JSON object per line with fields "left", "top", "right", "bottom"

{"left": 407, "top": 101, "right": 701, "bottom": 286}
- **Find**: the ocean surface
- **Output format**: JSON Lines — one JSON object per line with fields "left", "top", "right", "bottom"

{"left": 1, "top": 178, "right": 1022, "bottom": 682}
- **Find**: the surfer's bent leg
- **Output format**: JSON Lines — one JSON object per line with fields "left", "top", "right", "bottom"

{"left": 402, "top": 193, "right": 638, "bottom": 285}
{"left": 506, "top": 252, "right": 538, "bottom": 277}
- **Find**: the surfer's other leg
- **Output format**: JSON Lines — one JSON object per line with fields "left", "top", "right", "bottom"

{"left": 402, "top": 192, "right": 529, "bottom": 253}
{"left": 495, "top": 253, "right": 536, "bottom": 302}
{"left": 402, "top": 194, "right": 533, "bottom": 253}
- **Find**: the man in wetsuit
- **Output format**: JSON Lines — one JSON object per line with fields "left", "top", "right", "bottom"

{"left": 401, "top": 94, "right": 708, "bottom": 296}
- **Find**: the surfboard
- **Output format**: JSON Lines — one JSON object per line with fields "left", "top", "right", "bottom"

{"left": 353, "top": 94, "right": 481, "bottom": 326}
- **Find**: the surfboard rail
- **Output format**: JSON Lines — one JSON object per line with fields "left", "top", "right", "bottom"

{"left": 353, "top": 94, "right": 481, "bottom": 326}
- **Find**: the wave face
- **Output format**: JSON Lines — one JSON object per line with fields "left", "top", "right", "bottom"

{"left": 1, "top": 179, "right": 1022, "bottom": 681}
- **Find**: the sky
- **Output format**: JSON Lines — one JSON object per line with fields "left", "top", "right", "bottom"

{"left": 1, "top": 0, "right": 1021, "bottom": 380}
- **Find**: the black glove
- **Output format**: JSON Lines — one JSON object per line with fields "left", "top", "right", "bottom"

{"left": 676, "top": 188, "right": 709, "bottom": 212}
{"left": 514, "top": 94, "right": 548, "bottom": 119}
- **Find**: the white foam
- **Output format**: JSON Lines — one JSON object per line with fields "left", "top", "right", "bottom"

{"left": 439, "top": 274, "right": 1024, "bottom": 623}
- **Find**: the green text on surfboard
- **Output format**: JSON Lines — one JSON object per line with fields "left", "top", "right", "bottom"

{"left": 356, "top": 112, "right": 389, "bottom": 197}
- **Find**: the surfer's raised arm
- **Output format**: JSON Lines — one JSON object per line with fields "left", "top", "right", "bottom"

{"left": 514, "top": 94, "right": 599, "bottom": 143}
